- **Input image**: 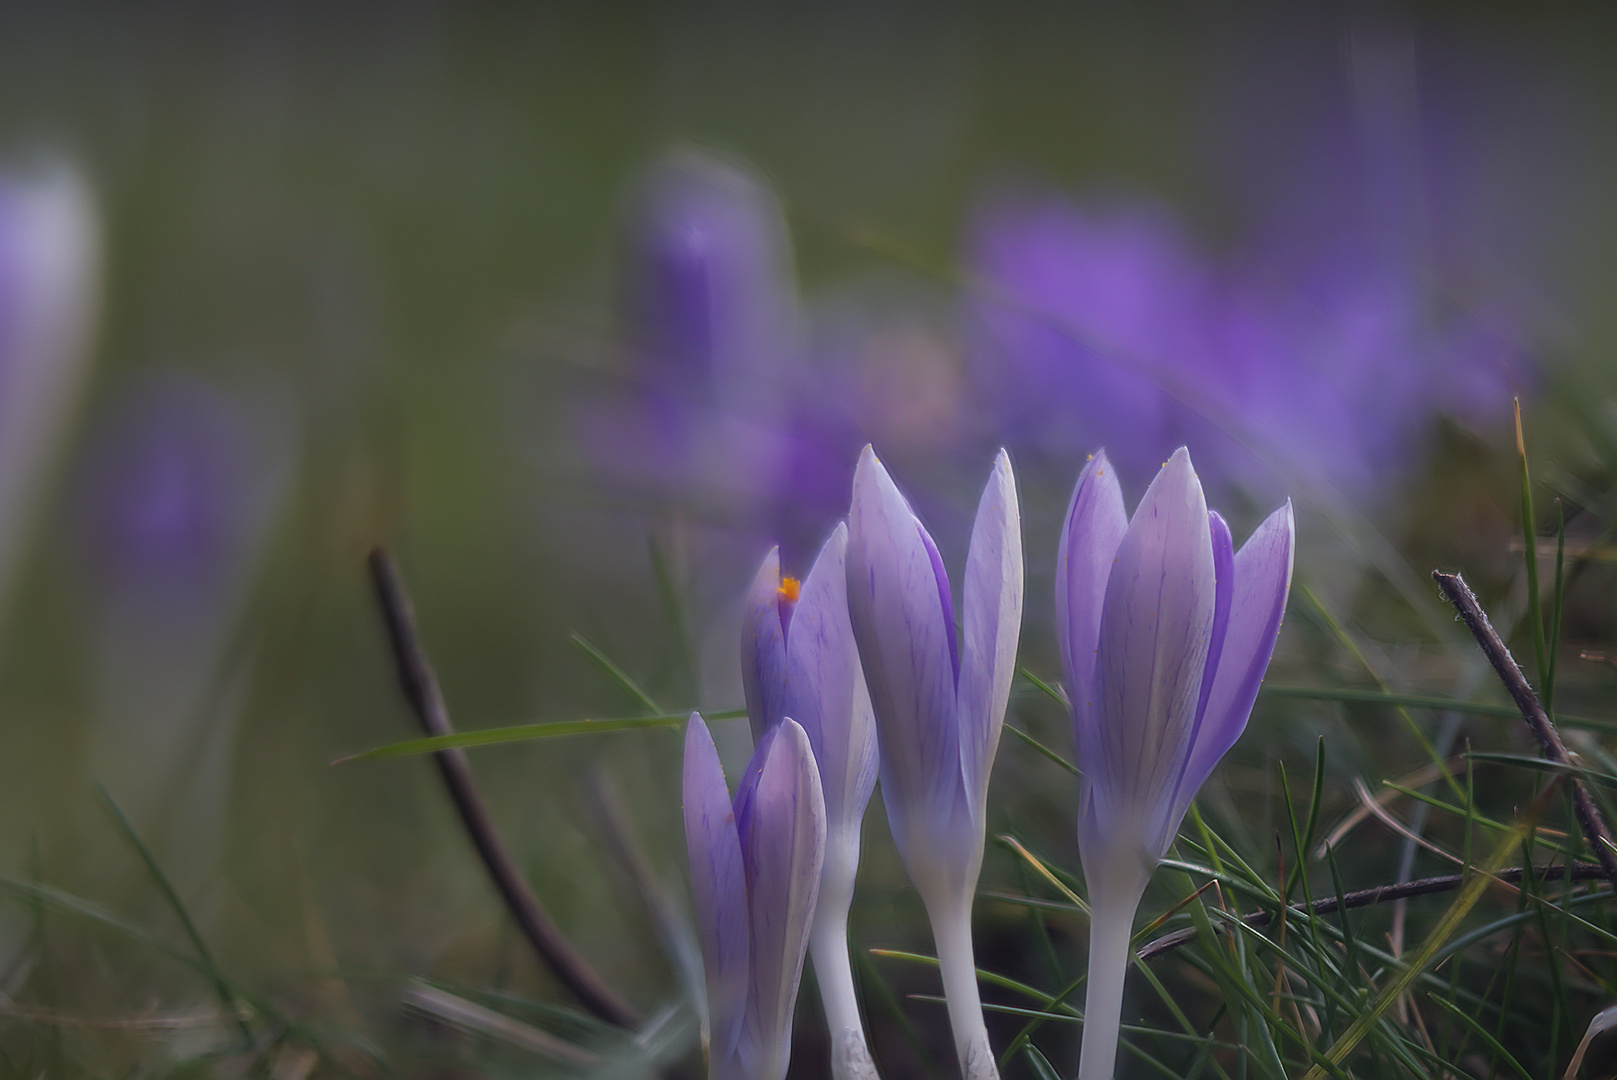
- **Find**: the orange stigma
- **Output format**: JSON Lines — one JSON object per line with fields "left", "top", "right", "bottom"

{"left": 778, "top": 577, "right": 801, "bottom": 604}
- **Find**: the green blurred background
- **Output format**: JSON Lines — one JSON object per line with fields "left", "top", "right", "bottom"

{"left": 1, "top": 3, "right": 1616, "bottom": 1076}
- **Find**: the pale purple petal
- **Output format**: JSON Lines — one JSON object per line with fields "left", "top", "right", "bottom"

{"left": 682, "top": 713, "right": 748, "bottom": 1064}
{"left": 1186, "top": 511, "right": 1236, "bottom": 749}
{"left": 1170, "top": 500, "right": 1295, "bottom": 831}
{"left": 0, "top": 163, "right": 97, "bottom": 606}
{"left": 956, "top": 448, "right": 1023, "bottom": 809}
{"left": 1090, "top": 448, "right": 1215, "bottom": 858}
{"left": 738, "top": 719, "right": 826, "bottom": 1080}
{"left": 917, "top": 523, "right": 961, "bottom": 685}
{"left": 784, "top": 522, "right": 877, "bottom": 832}
{"left": 1056, "top": 451, "right": 1128, "bottom": 754}
{"left": 846, "top": 446, "right": 960, "bottom": 847}
{"left": 620, "top": 151, "right": 796, "bottom": 410}
{"left": 741, "top": 547, "right": 788, "bottom": 745}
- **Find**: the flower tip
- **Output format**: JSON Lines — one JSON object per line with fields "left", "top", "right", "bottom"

{"left": 686, "top": 711, "right": 709, "bottom": 740}
{"left": 851, "top": 445, "right": 886, "bottom": 498}
{"left": 1155, "top": 446, "right": 1203, "bottom": 495}
{"left": 776, "top": 715, "right": 813, "bottom": 759}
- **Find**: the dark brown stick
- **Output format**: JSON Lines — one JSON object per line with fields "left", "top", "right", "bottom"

{"left": 1431, "top": 570, "right": 1617, "bottom": 895}
{"left": 1435, "top": 569, "right": 1617, "bottom": 898}
{"left": 1136, "top": 861, "right": 1609, "bottom": 961}
{"left": 367, "top": 548, "right": 639, "bottom": 1030}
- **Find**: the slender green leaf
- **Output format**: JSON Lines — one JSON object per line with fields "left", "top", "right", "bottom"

{"left": 334, "top": 711, "right": 737, "bottom": 762}
{"left": 568, "top": 631, "right": 661, "bottom": 714}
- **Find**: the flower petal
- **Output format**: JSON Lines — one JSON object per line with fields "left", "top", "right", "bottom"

{"left": 845, "top": 446, "right": 960, "bottom": 849}
{"left": 1089, "top": 447, "right": 1215, "bottom": 858}
{"left": 738, "top": 718, "right": 826, "bottom": 1080}
{"left": 956, "top": 448, "right": 1023, "bottom": 810}
{"left": 682, "top": 713, "right": 748, "bottom": 1064}
{"left": 1056, "top": 450, "right": 1129, "bottom": 761}
{"left": 1186, "top": 510, "right": 1235, "bottom": 751}
{"left": 741, "top": 546, "right": 788, "bottom": 745}
{"left": 785, "top": 522, "right": 877, "bottom": 834}
{"left": 1170, "top": 499, "right": 1294, "bottom": 831}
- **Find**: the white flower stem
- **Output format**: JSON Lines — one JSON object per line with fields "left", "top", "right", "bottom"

{"left": 811, "top": 837, "right": 880, "bottom": 1080}
{"left": 928, "top": 892, "right": 1000, "bottom": 1080}
{"left": 1078, "top": 880, "right": 1147, "bottom": 1080}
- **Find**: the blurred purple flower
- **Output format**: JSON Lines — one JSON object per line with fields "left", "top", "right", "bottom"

{"left": 578, "top": 152, "right": 805, "bottom": 522}
{"left": 964, "top": 195, "right": 1214, "bottom": 475}
{"left": 845, "top": 445, "right": 1021, "bottom": 1080}
{"left": 76, "top": 373, "right": 291, "bottom": 622}
{"left": 74, "top": 372, "right": 295, "bottom": 897}
{"left": 0, "top": 161, "right": 99, "bottom": 611}
{"left": 1057, "top": 448, "right": 1292, "bottom": 1080}
{"left": 684, "top": 712, "right": 825, "bottom": 1080}
{"left": 1202, "top": 26, "right": 1540, "bottom": 477}
{"left": 741, "top": 527, "right": 879, "bottom": 1079}
{"left": 964, "top": 178, "right": 1522, "bottom": 508}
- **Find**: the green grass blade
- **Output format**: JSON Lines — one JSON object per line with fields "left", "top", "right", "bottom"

{"left": 647, "top": 531, "right": 696, "bottom": 702}
{"left": 1300, "top": 788, "right": 1543, "bottom": 1080}
{"left": 1018, "top": 666, "right": 1067, "bottom": 707}
{"left": 1429, "top": 994, "right": 1535, "bottom": 1080}
{"left": 1005, "top": 724, "right": 1078, "bottom": 775}
{"left": 1546, "top": 499, "right": 1566, "bottom": 715}
{"left": 93, "top": 784, "right": 254, "bottom": 1043}
{"left": 1516, "top": 400, "right": 1549, "bottom": 693}
{"left": 334, "top": 710, "right": 736, "bottom": 762}
{"left": 568, "top": 631, "right": 661, "bottom": 714}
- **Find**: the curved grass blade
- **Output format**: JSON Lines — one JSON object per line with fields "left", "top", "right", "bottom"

{"left": 1299, "top": 785, "right": 1548, "bottom": 1080}
{"left": 94, "top": 783, "right": 253, "bottom": 1043}
{"left": 569, "top": 631, "right": 661, "bottom": 714}
{"left": 335, "top": 709, "right": 745, "bottom": 763}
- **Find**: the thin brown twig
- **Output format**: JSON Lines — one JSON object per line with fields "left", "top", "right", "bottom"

{"left": 1431, "top": 569, "right": 1617, "bottom": 894}
{"left": 366, "top": 547, "right": 639, "bottom": 1030}
{"left": 1135, "top": 861, "right": 1609, "bottom": 962}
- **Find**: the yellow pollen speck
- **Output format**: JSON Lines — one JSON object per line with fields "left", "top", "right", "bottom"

{"left": 778, "top": 577, "right": 801, "bottom": 603}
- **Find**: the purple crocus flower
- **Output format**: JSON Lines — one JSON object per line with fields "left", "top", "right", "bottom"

{"left": 73, "top": 372, "right": 295, "bottom": 899}
{"left": 964, "top": 184, "right": 1520, "bottom": 511}
{"left": 846, "top": 446, "right": 1022, "bottom": 1080}
{"left": 684, "top": 713, "right": 826, "bottom": 1080}
{"left": 578, "top": 151, "right": 804, "bottom": 526}
{"left": 741, "top": 526, "right": 880, "bottom": 1080}
{"left": 0, "top": 161, "right": 98, "bottom": 616}
{"left": 963, "top": 193, "right": 1220, "bottom": 481}
{"left": 1059, "top": 448, "right": 1293, "bottom": 1080}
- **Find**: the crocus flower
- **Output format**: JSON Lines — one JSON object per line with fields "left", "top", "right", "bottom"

{"left": 73, "top": 372, "right": 296, "bottom": 899}
{"left": 577, "top": 151, "right": 804, "bottom": 523}
{"left": 742, "top": 525, "right": 880, "bottom": 1080}
{"left": 1058, "top": 448, "right": 1293, "bottom": 1080}
{"left": 684, "top": 712, "right": 826, "bottom": 1080}
{"left": 963, "top": 194, "right": 1214, "bottom": 477}
{"left": 846, "top": 446, "right": 1022, "bottom": 1080}
{"left": 0, "top": 160, "right": 99, "bottom": 618}
{"left": 964, "top": 185, "right": 1520, "bottom": 511}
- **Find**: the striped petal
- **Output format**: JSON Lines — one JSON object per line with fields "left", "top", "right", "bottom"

{"left": 736, "top": 719, "right": 826, "bottom": 1080}
{"left": 784, "top": 522, "right": 877, "bottom": 833}
{"left": 956, "top": 448, "right": 1023, "bottom": 810}
{"left": 1057, "top": 451, "right": 1129, "bottom": 762}
{"left": 1170, "top": 500, "right": 1294, "bottom": 832}
{"left": 846, "top": 446, "right": 960, "bottom": 848}
{"left": 1089, "top": 448, "right": 1215, "bottom": 858}
{"left": 741, "top": 546, "right": 789, "bottom": 744}
{"left": 682, "top": 713, "right": 748, "bottom": 1065}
